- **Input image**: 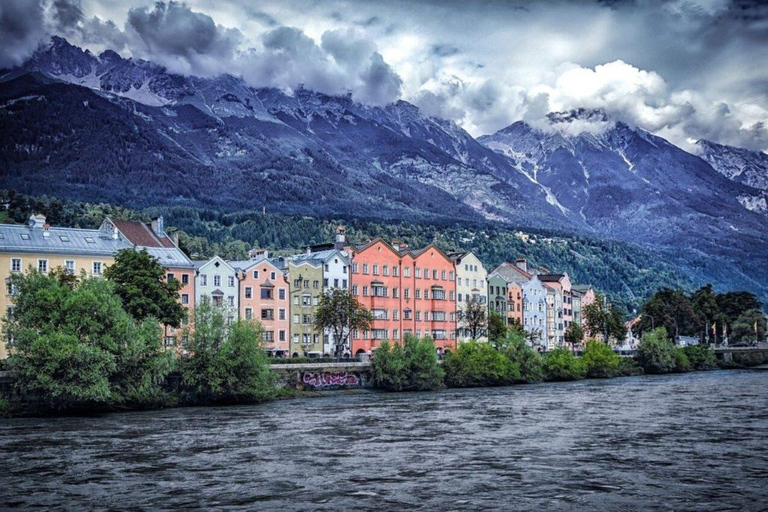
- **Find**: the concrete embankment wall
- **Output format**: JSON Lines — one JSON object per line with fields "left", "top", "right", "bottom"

{"left": 269, "top": 362, "right": 373, "bottom": 391}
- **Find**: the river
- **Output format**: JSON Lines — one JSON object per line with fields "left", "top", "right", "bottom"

{"left": 1, "top": 370, "right": 767, "bottom": 511}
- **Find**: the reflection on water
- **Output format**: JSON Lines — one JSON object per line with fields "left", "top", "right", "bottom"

{"left": 2, "top": 370, "right": 767, "bottom": 511}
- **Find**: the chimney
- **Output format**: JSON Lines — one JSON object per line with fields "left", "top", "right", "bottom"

{"left": 306, "top": 246, "right": 311, "bottom": 255}
{"left": 112, "top": 226, "right": 119, "bottom": 240}
{"left": 334, "top": 225, "right": 346, "bottom": 250}
{"left": 515, "top": 258, "right": 527, "bottom": 272}
{"left": 151, "top": 216, "right": 165, "bottom": 237}
{"left": 43, "top": 223, "right": 50, "bottom": 238}
{"left": 28, "top": 214, "right": 46, "bottom": 229}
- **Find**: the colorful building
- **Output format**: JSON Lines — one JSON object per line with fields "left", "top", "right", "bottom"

{"left": 450, "top": 251, "right": 488, "bottom": 342}
{"left": 0, "top": 214, "right": 132, "bottom": 358}
{"left": 287, "top": 258, "right": 324, "bottom": 357}
{"left": 102, "top": 217, "right": 195, "bottom": 348}
{"left": 349, "top": 239, "right": 457, "bottom": 356}
{"left": 490, "top": 259, "right": 549, "bottom": 351}
{"left": 194, "top": 256, "right": 239, "bottom": 324}
{"left": 231, "top": 251, "right": 290, "bottom": 357}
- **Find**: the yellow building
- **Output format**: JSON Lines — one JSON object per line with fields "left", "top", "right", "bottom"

{"left": 0, "top": 214, "right": 132, "bottom": 358}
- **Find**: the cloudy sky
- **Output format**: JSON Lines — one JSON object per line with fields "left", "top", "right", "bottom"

{"left": 2, "top": 0, "right": 767, "bottom": 151}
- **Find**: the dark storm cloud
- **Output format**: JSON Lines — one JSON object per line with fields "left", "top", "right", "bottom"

{"left": 127, "top": 1, "right": 241, "bottom": 59}
{"left": 0, "top": 0, "right": 47, "bottom": 68}
{"left": 51, "top": 0, "right": 84, "bottom": 31}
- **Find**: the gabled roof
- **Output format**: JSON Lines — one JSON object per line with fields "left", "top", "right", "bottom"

{"left": 492, "top": 261, "right": 533, "bottom": 283}
{"left": 572, "top": 284, "right": 594, "bottom": 293}
{"left": 538, "top": 273, "right": 565, "bottom": 283}
{"left": 104, "top": 218, "right": 193, "bottom": 268}
{"left": 289, "top": 248, "right": 349, "bottom": 266}
{"left": 193, "top": 256, "right": 236, "bottom": 273}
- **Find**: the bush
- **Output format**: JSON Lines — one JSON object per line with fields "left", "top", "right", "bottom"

{"left": 502, "top": 334, "right": 544, "bottom": 383}
{"left": 6, "top": 270, "right": 173, "bottom": 412}
{"left": 444, "top": 341, "right": 520, "bottom": 388}
{"left": 682, "top": 345, "right": 717, "bottom": 371}
{"left": 636, "top": 328, "right": 678, "bottom": 374}
{"left": 582, "top": 340, "right": 621, "bottom": 378}
{"left": 180, "top": 301, "right": 276, "bottom": 404}
{"left": 673, "top": 349, "right": 692, "bottom": 373}
{"left": 543, "top": 348, "right": 586, "bottom": 381}
{"left": 617, "top": 357, "right": 644, "bottom": 376}
{"left": 732, "top": 352, "right": 768, "bottom": 368}
{"left": 371, "top": 336, "right": 444, "bottom": 391}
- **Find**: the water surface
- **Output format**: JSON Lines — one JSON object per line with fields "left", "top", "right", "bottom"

{"left": 2, "top": 370, "right": 767, "bottom": 511}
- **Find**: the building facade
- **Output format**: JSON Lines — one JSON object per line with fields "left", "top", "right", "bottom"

{"left": 288, "top": 259, "right": 324, "bottom": 357}
{"left": 450, "top": 251, "right": 488, "bottom": 342}
{"left": 232, "top": 252, "right": 290, "bottom": 357}
{"left": 0, "top": 215, "right": 132, "bottom": 358}
{"left": 194, "top": 256, "right": 239, "bottom": 323}
{"left": 349, "top": 239, "right": 457, "bottom": 355}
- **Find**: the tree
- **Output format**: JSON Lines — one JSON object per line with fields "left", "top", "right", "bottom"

{"left": 636, "top": 288, "right": 700, "bottom": 340}
{"left": 313, "top": 288, "right": 372, "bottom": 358}
{"left": 564, "top": 323, "right": 584, "bottom": 351}
{"left": 443, "top": 341, "right": 520, "bottom": 388}
{"left": 487, "top": 311, "right": 508, "bottom": 348}
{"left": 730, "top": 309, "right": 767, "bottom": 343}
{"left": 583, "top": 294, "right": 627, "bottom": 343}
{"left": 542, "top": 348, "right": 586, "bottom": 381}
{"left": 582, "top": 340, "right": 620, "bottom": 378}
{"left": 636, "top": 327, "right": 677, "bottom": 374}
{"left": 371, "top": 336, "right": 444, "bottom": 391}
{"left": 104, "top": 248, "right": 185, "bottom": 328}
{"left": 180, "top": 299, "right": 275, "bottom": 404}
{"left": 5, "top": 270, "right": 174, "bottom": 411}
{"left": 459, "top": 295, "right": 487, "bottom": 340}
{"left": 690, "top": 284, "right": 720, "bottom": 343}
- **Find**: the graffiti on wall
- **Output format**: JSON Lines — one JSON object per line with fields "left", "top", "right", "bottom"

{"left": 302, "top": 371, "right": 361, "bottom": 389}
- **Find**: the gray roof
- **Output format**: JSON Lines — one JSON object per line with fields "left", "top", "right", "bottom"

{"left": 0, "top": 223, "right": 132, "bottom": 256}
{"left": 289, "top": 248, "right": 348, "bottom": 265}
{"left": 144, "top": 247, "right": 194, "bottom": 269}
{"left": 492, "top": 263, "right": 532, "bottom": 284}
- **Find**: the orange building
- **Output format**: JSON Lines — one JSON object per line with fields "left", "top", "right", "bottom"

{"left": 348, "top": 239, "right": 457, "bottom": 355}
{"left": 231, "top": 251, "right": 290, "bottom": 357}
{"left": 507, "top": 282, "right": 524, "bottom": 326}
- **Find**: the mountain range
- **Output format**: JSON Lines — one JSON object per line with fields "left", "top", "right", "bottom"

{"left": 1, "top": 37, "right": 767, "bottom": 301}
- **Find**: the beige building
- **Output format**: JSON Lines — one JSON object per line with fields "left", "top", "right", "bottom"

{"left": 450, "top": 251, "right": 488, "bottom": 343}
{"left": 0, "top": 214, "right": 132, "bottom": 358}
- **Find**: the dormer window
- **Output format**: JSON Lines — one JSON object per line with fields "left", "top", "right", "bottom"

{"left": 59, "top": 235, "right": 70, "bottom": 242}
{"left": 85, "top": 237, "right": 95, "bottom": 243}
{"left": 21, "top": 234, "right": 30, "bottom": 240}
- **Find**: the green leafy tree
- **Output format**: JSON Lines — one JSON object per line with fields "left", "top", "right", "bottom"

{"left": 314, "top": 288, "right": 372, "bottom": 359}
{"left": 371, "top": 336, "right": 444, "bottom": 391}
{"left": 180, "top": 299, "right": 275, "bottom": 404}
{"left": 564, "top": 323, "right": 584, "bottom": 351}
{"left": 5, "top": 271, "right": 173, "bottom": 411}
{"left": 636, "top": 288, "right": 700, "bottom": 340}
{"left": 501, "top": 333, "right": 544, "bottom": 383}
{"left": 583, "top": 294, "right": 627, "bottom": 343}
{"left": 682, "top": 345, "right": 717, "bottom": 371}
{"left": 443, "top": 341, "right": 520, "bottom": 387}
{"left": 636, "top": 327, "right": 678, "bottom": 374}
{"left": 104, "top": 248, "right": 185, "bottom": 328}
{"left": 487, "top": 311, "right": 508, "bottom": 348}
{"left": 730, "top": 309, "right": 767, "bottom": 343}
{"left": 542, "top": 348, "right": 586, "bottom": 381}
{"left": 581, "top": 339, "right": 621, "bottom": 378}
{"left": 690, "top": 284, "right": 721, "bottom": 343}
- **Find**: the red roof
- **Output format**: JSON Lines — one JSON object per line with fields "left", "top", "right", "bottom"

{"left": 111, "top": 219, "right": 174, "bottom": 248}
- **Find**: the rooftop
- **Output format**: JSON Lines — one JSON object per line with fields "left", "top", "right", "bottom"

{"left": 0, "top": 223, "right": 132, "bottom": 256}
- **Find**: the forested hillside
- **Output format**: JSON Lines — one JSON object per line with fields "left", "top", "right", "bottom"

{"left": 2, "top": 190, "right": 705, "bottom": 313}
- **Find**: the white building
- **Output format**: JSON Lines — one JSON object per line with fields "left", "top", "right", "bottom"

{"left": 450, "top": 251, "right": 488, "bottom": 343}
{"left": 194, "top": 256, "right": 239, "bottom": 323}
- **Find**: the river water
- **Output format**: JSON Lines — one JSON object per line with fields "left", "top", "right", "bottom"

{"left": 1, "top": 370, "right": 767, "bottom": 511}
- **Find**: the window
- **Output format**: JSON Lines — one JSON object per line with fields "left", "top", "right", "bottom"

{"left": 302, "top": 295, "right": 312, "bottom": 306}
{"left": 352, "top": 263, "right": 359, "bottom": 273}
{"left": 293, "top": 296, "right": 299, "bottom": 306}
{"left": 200, "top": 274, "right": 207, "bottom": 286}
{"left": 423, "top": 268, "right": 429, "bottom": 279}
{"left": 433, "top": 289, "right": 446, "bottom": 300}
{"left": 393, "top": 266, "right": 399, "bottom": 277}
{"left": 372, "top": 285, "right": 387, "bottom": 297}
{"left": 371, "top": 309, "right": 388, "bottom": 320}
{"left": 373, "top": 264, "right": 379, "bottom": 275}
{"left": 37, "top": 259, "right": 48, "bottom": 273}
{"left": 371, "top": 329, "right": 387, "bottom": 340}
{"left": 323, "top": 278, "right": 329, "bottom": 288}
{"left": 181, "top": 294, "right": 189, "bottom": 305}
{"left": 441, "top": 270, "right": 446, "bottom": 280}
{"left": 293, "top": 314, "right": 300, "bottom": 324}
{"left": 424, "top": 289, "right": 429, "bottom": 299}
{"left": 342, "top": 279, "right": 347, "bottom": 288}
{"left": 11, "top": 258, "right": 21, "bottom": 273}
{"left": 362, "top": 264, "right": 369, "bottom": 274}
{"left": 279, "top": 308, "right": 286, "bottom": 320}
{"left": 352, "top": 285, "right": 359, "bottom": 295}
{"left": 278, "top": 288, "right": 286, "bottom": 300}
{"left": 393, "top": 310, "right": 399, "bottom": 320}
{"left": 432, "top": 311, "right": 446, "bottom": 321}
{"left": 393, "top": 329, "right": 399, "bottom": 340}
{"left": 302, "top": 314, "right": 312, "bottom": 324}
{"left": 404, "top": 309, "right": 412, "bottom": 320}
{"left": 393, "top": 287, "right": 399, "bottom": 298}
{"left": 458, "top": 293, "right": 463, "bottom": 302}
{"left": 245, "top": 307, "right": 253, "bottom": 320}
{"left": 415, "top": 268, "right": 421, "bottom": 278}
{"left": 263, "top": 331, "right": 275, "bottom": 343}
{"left": 404, "top": 266, "right": 411, "bottom": 277}
{"left": 333, "top": 278, "right": 339, "bottom": 288}
{"left": 363, "top": 286, "right": 368, "bottom": 296}
{"left": 433, "top": 270, "right": 438, "bottom": 280}
{"left": 228, "top": 276, "right": 235, "bottom": 287}
{"left": 304, "top": 280, "right": 309, "bottom": 288}
{"left": 271, "top": 272, "right": 276, "bottom": 280}
{"left": 449, "top": 271, "right": 454, "bottom": 280}
{"left": 84, "top": 236, "right": 94, "bottom": 243}
{"left": 416, "top": 311, "right": 421, "bottom": 321}
{"left": 214, "top": 275, "right": 221, "bottom": 287}
{"left": 415, "top": 289, "right": 421, "bottom": 299}
{"left": 167, "top": 273, "right": 176, "bottom": 282}
{"left": 182, "top": 274, "right": 189, "bottom": 285}
{"left": 404, "top": 288, "right": 410, "bottom": 299}
{"left": 245, "top": 286, "right": 253, "bottom": 299}
{"left": 313, "top": 297, "right": 319, "bottom": 306}
{"left": 253, "top": 270, "right": 259, "bottom": 279}
{"left": 228, "top": 296, "right": 235, "bottom": 306}
{"left": 261, "top": 288, "right": 273, "bottom": 300}
{"left": 313, "top": 280, "right": 319, "bottom": 289}
{"left": 59, "top": 235, "right": 70, "bottom": 242}
{"left": 164, "top": 336, "right": 176, "bottom": 347}
{"left": 261, "top": 309, "right": 274, "bottom": 320}
{"left": 65, "top": 260, "right": 75, "bottom": 274}
{"left": 21, "top": 233, "right": 30, "bottom": 241}
{"left": 279, "top": 330, "right": 286, "bottom": 342}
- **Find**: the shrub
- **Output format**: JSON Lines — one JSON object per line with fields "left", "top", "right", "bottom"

{"left": 682, "top": 345, "right": 718, "bottom": 371}
{"left": 733, "top": 352, "right": 768, "bottom": 368}
{"left": 180, "top": 300, "right": 276, "bottom": 404}
{"left": 582, "top": 340, "right": 621, "bottom": 378}
{"left": 673, "top": 349, "right": 692, "bottom": 373}
{"left": 543, "top": 348, "right": 586, "bottom": 381}
{"left": 617, "top": 357, "right": 644, "bottom": 376}
{"left": 636, "top": 328, "right": 678, "bottom": 374}
{"left": 371, "top": 336, "right": 444, "bottom": 391}
{"left": 502, "top": 334, "right": 544, "bottom": 383}
{"left": 444, "top": 341, "right": 520, "bottom": 388}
